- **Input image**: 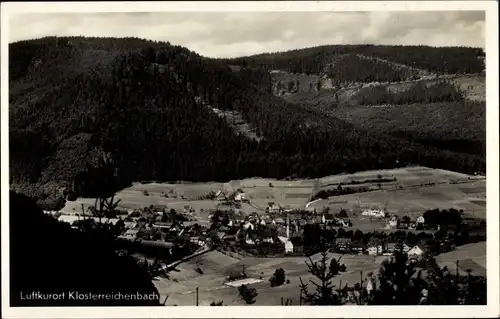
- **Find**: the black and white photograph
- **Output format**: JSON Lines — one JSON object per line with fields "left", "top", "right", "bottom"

{"left": 1, "top": 1, "right": 499, "bottom": 318}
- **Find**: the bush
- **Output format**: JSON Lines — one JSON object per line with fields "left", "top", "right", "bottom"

{"left": 270, "top": 268, "right": 286, "bottom": 287}
{"left": 238, "top": 284, "right": 258, "bottom": 304}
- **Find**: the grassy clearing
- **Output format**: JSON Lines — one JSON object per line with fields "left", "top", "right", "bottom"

{"left": 436, "top": 242, "right": 486, "bottom": 276}
{"left": 154, "top": 250, "right": 387, "bottom": 306}
{"left": 308, "top": 181, "right": 486, "bottom": 219}
{"left": 60, "top": 166, "right": 484, "bottom": 221}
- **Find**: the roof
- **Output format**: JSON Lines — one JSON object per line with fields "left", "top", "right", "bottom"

{"left": 336, "top": 238, "right": 352, "bottom": 244}
{"left": 351, "top": 241, "right": 364, "bottom": 248}
{"left": 274, "top": 218, "right": 285, "bottom": 224}
{"left": 124, "top": 229, "right": 139, "bottom": 235}
{"left": 414, "top": 244, "right": 428, "bottom": 253}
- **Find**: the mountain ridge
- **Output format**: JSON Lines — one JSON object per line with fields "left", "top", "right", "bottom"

{"left": 9, "top": 37, "right": 486, "bottom": 208}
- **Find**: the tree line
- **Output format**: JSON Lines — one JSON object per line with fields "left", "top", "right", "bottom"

{"left": 224, "top": 44, "right": 484, "bottom": 76}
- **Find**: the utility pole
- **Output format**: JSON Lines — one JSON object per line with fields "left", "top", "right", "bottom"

{"left": 195, "top": 287, "right": 199, "bottom": 306}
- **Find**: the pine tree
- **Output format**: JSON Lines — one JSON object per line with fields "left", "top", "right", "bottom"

{"left": 299, "top": 251, "right": 347, "bottom": 305}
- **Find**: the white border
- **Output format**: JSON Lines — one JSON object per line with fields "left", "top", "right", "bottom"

{"left": 1, "top": 1, "right": 499, "bottom": 318}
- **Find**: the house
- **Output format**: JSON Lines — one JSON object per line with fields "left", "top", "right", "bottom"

{"left": 153, "top": 221, "right": 174, "bottom": 229}
{"left": 361, "top": 209, "right": 386, "bottom": 218}
{"left": 243, "top": 221, "right": 255, "bottom": 230}
{"left": 190, "top": 236, "right": 206, "bottom": 246}
{"left": 367, "top": 239, "right": 383, "bottom": 255}
{"left": 416, "top": 215, "right": 425, "bottom": 224}
{"left": 388, "top": 216, "right": 398, "bottom": 228}
{"left": 397, "top": 222, "right": 409, "bottom": 229}
{"left": 351, "top": 241, "right": 365, "bottom": 255}
{"left": 262, "top": 237, "right": 274, "bottom": 243}
{"left": 393, "top": 242, "right": 411, "bottom": 253}
{"left": 215, "top": 190, "right": 228, "bottom": 201}
{"left": 324, "top": 213, "right": 335, "bottom": 223}
{"left": 267, "top": 202, "right": 281, "bottom": 212}
{"left": 367, "top": 246, "right": 378, "bottom": 256}
{"left": 121, "top": 229, "right": 139, "bottom": 239}
{"left": 151, "top": 204, "right": 168, "bottom": 214}
{"left": 407, "top": 244, "right": 427, "bottom": 260}
{"left": 335, "top": 238, "right": 352, "bottom": 253}
{"left": 386, "top": 242, "right": 398, "bottom": 253}
{"left": 338, "top": 218, "right": 351, "bottom": 227}
{"left": 58, "top": 214, "right": 81, "bottom": 225}
{"left": 274, "top": 217, "right": 285, "bottom": 225}
{"left": 234, "top": 192, "right": 246, "bottom": 202}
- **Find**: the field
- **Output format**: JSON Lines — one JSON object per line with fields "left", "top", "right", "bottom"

{"left": 60, "top": 166, "right": 485, "bottom": 223}
{"left": 435, "top": 241, "right": 486, "bottom": 277}
{"left": 308, "top": 182, "right": 486, "bottom": 220}
{"left": 153, "top": 240, "right": 487, "bottom": 306}
{"left": 154, "top": 250, "right": 388, "bottom": 306}
{"left": 306, "top": 166, "right": 486, "bottom": 220}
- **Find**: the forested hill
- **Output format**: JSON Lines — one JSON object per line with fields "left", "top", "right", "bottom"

{"left": 9, "top": 37, "right": 485, "bottom": 208}
{"left": 222, "top": 44, "right": 485, "bottom": 76}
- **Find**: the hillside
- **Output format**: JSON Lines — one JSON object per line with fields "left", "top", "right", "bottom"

{"left": 9, "top": 37, "right": 485, "bottom": 207}
{"left": 227, "top": 43, "right": 485, "bottom": 160}
{"left": 224, "top": 44, "right": 485, "bottom": 76}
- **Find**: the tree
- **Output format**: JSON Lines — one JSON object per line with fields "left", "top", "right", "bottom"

{"left": 238, "top": 284, "right": 258, "bottom": 304}
{"left": 371, "top": 251, "right": 424, "bottom": 305}
{"left": 270, "top": 268, "right": 286, "bottom": 287}
{"left": 299, "top": 252, "right": 347, "bottom": 305}
{"left": 353, "top": 229, "right": 364, "bottom": 241}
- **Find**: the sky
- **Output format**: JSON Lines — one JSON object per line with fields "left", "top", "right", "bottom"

{"left": 8, "top": 11, "right": 485, "bottom": 58}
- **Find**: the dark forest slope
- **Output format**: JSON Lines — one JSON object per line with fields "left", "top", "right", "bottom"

{"left": 224, "top": 44, "right": 485, "bottom": 77}
{"left": 9, "top": 37, "right": 485, "bottom": 207}
{"left": 9, "top": 191, "right": 161, "bottom": 306}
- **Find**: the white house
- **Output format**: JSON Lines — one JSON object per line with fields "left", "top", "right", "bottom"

{"left": 235, "top": 192, "right": 246, "bottom": 202}
{"left": 407, "top": 244, "right": 427, "bottom": 259}
{"left": 243, "top": 221, "right": 255, "bottom": 230}
{"left": 121, "top": 229, "right": 139, "bottom": 239}
{"left": 58, "top": 214, "right": 81, "bottom": 224}
{"left": 388, "top": 216, "right": 398, "bottom": 228}
{"left": 416, "top": 215, "right": 425, "bottom": 224}
{"left": 367, "top": 246, "right": 378, "bottom": 256}
{"left": 284, "top": 241, "right": 294, "bottom": 253}
{"left": 367, "top": 244, "right": 383, "bottom": 256}
{"left": 361, "top": 209, "right": 386, "bottom": 218}
{"left": 338, "top": 219, "right": 351, "bottom": 227}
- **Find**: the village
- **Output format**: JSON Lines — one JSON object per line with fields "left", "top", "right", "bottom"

{"left": 48, "top": 184, "right": 486, "bottom": 266}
